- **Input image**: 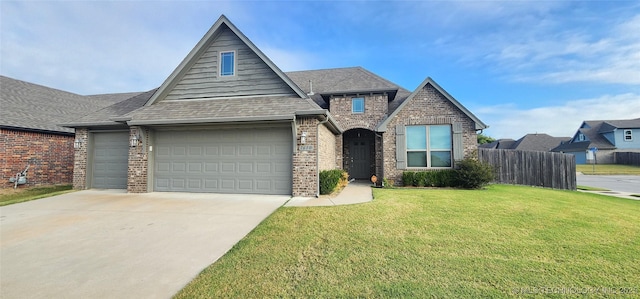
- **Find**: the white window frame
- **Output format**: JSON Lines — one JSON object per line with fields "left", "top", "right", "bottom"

{"left": 219, "top": 50, "right": 236, "bottom": 77}
{"left": 578, "top": 133, "right": 585, "bottom": 141}
{"left": 352, "top": 97, "right": 365, "bottom": 114}
{"left": 624, "top": 129, "right": 633, "bottom": 141}
{"left": 406, "top": 125, "right": 452, "bottom": 169}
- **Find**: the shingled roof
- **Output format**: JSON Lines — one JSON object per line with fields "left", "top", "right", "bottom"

{"left": 285, "top": 67, "right": 411, "bottom": 112}
{"left": 0, "top": 75, "right": 133, "bottom": 134}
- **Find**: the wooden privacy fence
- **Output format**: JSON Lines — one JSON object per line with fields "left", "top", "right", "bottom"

{"left": 478, "top": 148, "right": 577, "bottom": 190}
{"left": 614, "top": 152, "right": 640, "bottom": 166}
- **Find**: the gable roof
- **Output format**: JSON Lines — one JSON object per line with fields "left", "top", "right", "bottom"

{"left": 145, "top": 15, "right": 307, "bottom": 106}
{"left": 510, "top": 133, "right": 570, "bottom": 152}
{"left": 0, "top": 75, "right": 130, "bottom": 134}
{"left": 556, "top": 118, "right": 640, "bottom": 151}
{"left": 61, "top": 89, "right": 157, "bottom": 127}
{"left": 377, "top": 77, "right": 488, "bottom": 132}
{"left": 286, "top": 67, "right": 410, "bottom": 109}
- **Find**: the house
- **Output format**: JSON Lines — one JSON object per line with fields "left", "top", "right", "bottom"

{"left": 552, "top": 118, "right": 640, "bottom": 164}
{"left": 0, "top": 76, "right": 135, "bottom": 188}
{"left": 480, "top": 133, "right": 569, "bottom": 152}
{"left": 62, "top": 15, "right": 487, "bottom": 196}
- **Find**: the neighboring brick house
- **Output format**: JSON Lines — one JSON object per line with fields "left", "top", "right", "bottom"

{"left": 63, "top": 15, "right": 487, "bottom": 196}
{"left": 552, "top": 118, "right": 640, "bottom": 164}
{"left": 0, "top": 76, "right": 134, "bottom": 188}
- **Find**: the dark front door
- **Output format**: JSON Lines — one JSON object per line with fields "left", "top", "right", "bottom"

{"left": 349, "top": 139, "right": 370, "bottom": 179}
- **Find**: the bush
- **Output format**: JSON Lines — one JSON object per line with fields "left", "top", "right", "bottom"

{"left": 454, "top": 158, "right": 495, "bottom": 189}
{"left": 402, "top": 171, "right": 415, "bottom": 187}
{"left": 401, "top": 170, "right": 456, "bottom": 187}
{"left": 319, "top": 169, "right": 348, "bottom": 195}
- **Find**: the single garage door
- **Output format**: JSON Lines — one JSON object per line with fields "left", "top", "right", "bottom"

{"left": 92, "top": 131, "right": 129, "bottom": 189}
{"left": 154, "top": 126, "right": 292, "bottom": 195}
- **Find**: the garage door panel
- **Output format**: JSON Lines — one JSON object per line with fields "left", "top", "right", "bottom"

{"left": 92, "top": 132, "right": 129, "bottom": 189}
{"left": 154, "top": 127, "right": 292, "bottom": 194}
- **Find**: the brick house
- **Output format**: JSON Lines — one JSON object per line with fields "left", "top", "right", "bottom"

{"left": 0, "top": 76, "right": 133, "bottom": 188}
{"left": 64, "top": 15, "right": 487, "bottom": 196}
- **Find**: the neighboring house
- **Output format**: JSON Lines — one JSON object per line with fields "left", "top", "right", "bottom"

{"left": 480, "top": 133, "right": 569, "bottom": 152}
{"left": 62, "top": 15, "right": 487, "bottom": 196}
{"left": 0, "top": 76, "right": 135, "bottom": 188}
{"left": 552, "top": 118, "right": 640, "bottom": 164}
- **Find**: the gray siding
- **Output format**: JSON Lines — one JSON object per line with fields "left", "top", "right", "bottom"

{"left": 165, "top": 26, "right": 296, "bottom": 100}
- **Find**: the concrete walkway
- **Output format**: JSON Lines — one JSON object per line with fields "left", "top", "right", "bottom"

{"left": 285, "top": 181, "right": 373, "bottom": 207}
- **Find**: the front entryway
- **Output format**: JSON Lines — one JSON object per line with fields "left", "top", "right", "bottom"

{"left": 343, "top": 129, "right": 376, "bottom": 179}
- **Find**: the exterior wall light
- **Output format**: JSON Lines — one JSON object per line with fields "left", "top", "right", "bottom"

{"left": 130, "top": 134, "right": 140, "bottom": 147}
{"left": 300, "top": 132, "right": 307, "bottom": 144}
{"left": 73, "top": 139, "right": 82, "bottom": 149}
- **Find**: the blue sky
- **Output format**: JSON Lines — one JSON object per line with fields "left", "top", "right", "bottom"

{"left": 1, "top": 0, "right": 639, "bottom": 139}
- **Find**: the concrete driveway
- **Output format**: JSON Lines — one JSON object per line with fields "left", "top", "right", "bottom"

{"left": 0, "top": 190, "right": 289, "bottom": 299}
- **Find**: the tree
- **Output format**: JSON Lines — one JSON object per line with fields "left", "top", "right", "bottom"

{"left": 477, "top": 133, "right": 496, "bottom": 145}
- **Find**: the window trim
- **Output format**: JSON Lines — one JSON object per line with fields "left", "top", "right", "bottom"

{"left": 351, "top": 97, "right": 365, "bottom": 114}
{"left": 623, "top": 129, "right": 633, "bottom": 141}
{"left": 578, "top": 133, "right": 585, "bottom": 141}
{"left": 219, "top": 50, "right": 236, "bottom": 77}
{"left": 405, "top": 124, "right": 453, "bottom": 169}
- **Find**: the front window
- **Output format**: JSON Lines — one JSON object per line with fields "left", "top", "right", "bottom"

{"left": 406, "top": 125, "right": 452, "bottom": 168}
{"left": 624, "top": 129, "right": 633, "bottom": 141}
{"left": 352, "top": 98, "right": 364, "bottom": 113}
{"left": 220, "top": 51, "right": 235, "bottom": 76}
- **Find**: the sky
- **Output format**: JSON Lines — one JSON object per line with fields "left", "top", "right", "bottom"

{"left": 1, "top": 0, "right": 639, "bottom": 139}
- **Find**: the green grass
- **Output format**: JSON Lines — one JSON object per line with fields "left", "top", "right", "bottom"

{"left": 577, "top": 164, "right": 640, "bottom": 175}
{"left": 0, "top": 185, "right": 74, "bottom": 206}
{"left": 176, "top": 185, "right": 640, "bottom": 298}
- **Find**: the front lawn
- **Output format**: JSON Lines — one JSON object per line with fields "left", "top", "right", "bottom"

{"left": 176, "top": 185, "right": 640, "bottom": 298}
{"left": 0, "top": 185, "right": 73, "bottom": 206}
{"left": 577, "top": 164, "right": 640, "bottom": 175}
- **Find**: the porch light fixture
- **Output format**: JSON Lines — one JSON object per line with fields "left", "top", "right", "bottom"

{"left": 300, "top": 132, "right": 307, "bottom": 144}
{"left": 130, "top": 133, "right": 140, "bottom": 147}
{"left": 73, "top": 139, "right": 82, "bottom": 149}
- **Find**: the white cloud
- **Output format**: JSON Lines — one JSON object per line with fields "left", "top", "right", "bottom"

{"left": 477, "top": 93, "right": 640, "bottom": 139}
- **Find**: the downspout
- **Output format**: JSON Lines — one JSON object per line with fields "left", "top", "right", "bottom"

{"left": 316, "top": 115, "right": 329, "bottom": 197}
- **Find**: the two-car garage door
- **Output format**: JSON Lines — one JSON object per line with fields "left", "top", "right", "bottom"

{"left": 154, "top": 127, "right": 292, "bottom": 195}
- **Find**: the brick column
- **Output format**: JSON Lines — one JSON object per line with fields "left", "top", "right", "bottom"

{"left": 292, "top": 117, "right": 318, "bottom": 197}
{"left": 127, "top": 126, "right": 149, "bottom": 193}
{"left": 72, "top": 128, "right": 88, "bottom": 190}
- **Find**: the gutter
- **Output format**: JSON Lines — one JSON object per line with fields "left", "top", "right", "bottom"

{"left": 126, "top": 115, "right": 295, "bottom": 126}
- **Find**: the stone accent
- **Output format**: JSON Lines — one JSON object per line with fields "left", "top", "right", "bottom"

{"left": 329, "top": 93, "right": 388, "bottom": 131}
{"left": 127, "top": 126, "right": 149, "bottom": 193}
{"left": 292, "top": 117, "right": 318, "bottom": 196}
{"left": 72, "top": 128, "right": 89, "bottom": 190}
{"left": 1, "top": 128, "right": 75, "bottom": 188}
{"left": 382, "top": 84, "right": 478, "bottom": 184}
{"left": 318, "top": 123, "right": 338, "bottom": 170}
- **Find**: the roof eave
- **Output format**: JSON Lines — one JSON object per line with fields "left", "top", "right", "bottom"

{"left": 295, "top": 110, "right": 344, "bottom": 134}
{"left": 127, "top": 115, "right": 295, "bottom": 126}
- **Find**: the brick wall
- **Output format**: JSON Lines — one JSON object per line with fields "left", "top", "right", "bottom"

{"left": 127, "top": 126, "right": 149, "bottom": 193}
{"left": 318, "top": 124, "right": 338, "bottom": 171}
{"left": 329, "top": 93, "right": 388, "bottom": 131}
{"left": 292, "top": 117, "right": 318, "bottom": 196}
{"left": 382, "top": 84, "right": 478, "bottom": 184}
{"left": 1, "top": 128, "right": 74, "bottom": 188}
{"left": 72, "top": 128, "right": 88, "bottom": 189}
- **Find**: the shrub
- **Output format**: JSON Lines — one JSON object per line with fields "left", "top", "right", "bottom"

{"left": 402, "top": 171, "right": 415, "bottom": 187}
{"left": 454, "top": 158, "right": 495, "bottom": 189}
{"left": 401, "top": 170, "right": 457, "bottom": 187}
{"left": 319, "top": 169, "right": 348, "bottom": 195}
{"left": 383, "top": 178, "right": 395, "bottom": 188}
